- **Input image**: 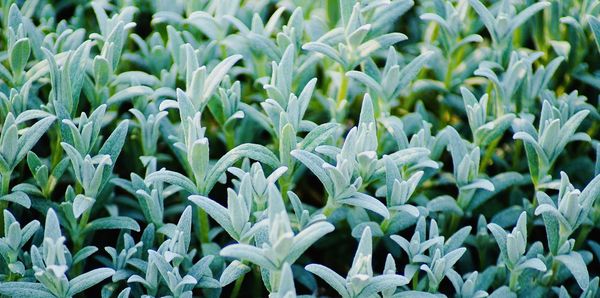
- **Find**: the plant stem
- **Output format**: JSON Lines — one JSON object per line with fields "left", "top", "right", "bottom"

{"left": 0, "top": 171, "right": 11, "bottom": 236}
{"left": 230, "top": 270, "right": 246, "bottom": 298}
{"left": 575, "top": 225, "right": 592, "bottom": 250}
{"left": 280, "top": 174, "right": 292, "bottom": 203}
{"left": 412, "top": 272, "right": 419, "bottom": 290}
{"left": 444, "top": 55, "right": 453, "bottom": 89}
{"left": 198, "top": 208, "right": 210, "bottom": 244}
{"left": 380, "top": 218, "right": 390, "bottom": 234}
{"left": 336, "top": 70, "right": 348, "bottom": 109}
{"left": 321, "top": 198, "right": 336, "bottom": 217}
{"left": 480, "top": 136, "right": 501, "bottom": 173}
{"left": 509, "top": 270, "right": 519, "bottom": 292}
{"left": 225, "top": 128, "right": 235, "bottom": 151}
{"left": 448, "top": 213, "right": 460, "bottom": 236}
{"left": 1, "top": 170, "right": 11, "bottom": 195}
{"left": 545, "top": 260, "right": 559, "bottom": 287}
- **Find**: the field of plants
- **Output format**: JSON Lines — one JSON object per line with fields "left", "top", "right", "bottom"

{"left": 0, "top": 0, "right": 600, "bottom": 297}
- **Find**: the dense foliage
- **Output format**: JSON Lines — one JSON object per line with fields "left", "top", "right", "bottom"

{"left": 1, "top": 0, "right": 600, "bottom": 297}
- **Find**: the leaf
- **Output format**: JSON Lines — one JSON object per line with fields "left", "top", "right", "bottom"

{"left": 340, "top": 193, "right": 390, "bottom": 219}
{"left": 462, "top": 179, "right": 495, "bottom": 192}
{"left": 44, "top": 208, "right": 61, "bottom": 241}
{"left": 445, "top": 226, "right": 472, "bottom": 252}
{"left": 302, "top": 42, "right": 345, "bottom": 66}
{"left": 358, "top": 33, "right": 408, "bottom": 58}
{"left": 579, "top": 173, "right": 600, "bottom": 211}
{"left": 291, "top": 149, "right": 333, "bottom": 196}
{"left": 84, "top": 216, "right": 140, "bottom": 233}
{"left": 288, "top": 221, "right": 335, "bottom": 263}
{"left": 346, "top": 71, "right": 383, "bottom": 98}
{"left": 488, "top": 286, "right": 517, "bottom": 298}
{"left": 204, "top": 55, "right": 243, "bottom": 99}
{"left": 145, "top": 170, "right": 197, "bottom": 194}
{"left": 517, "top": 258, "right": 547, "bottom": 272}
{"left": 93, "top": 56, "right": 110, "bottom": 86}
{"left": 0, "top": 191, "right": 31, "bottom": 208}
{"left": 205, "top": 143, "right": 279, "bottom": 194}
{"left": 189, "top": 195, "right": 235, "bottom": 238}
{"left": 99, "top": 120, "right": 129, "bottom": 161}
{"left": 9, "top": 38, "right": 31, "bottom": 73}
{"left": 16, "top": 116, "right": 56, "bottom": 167}
{"left": 468, "top": 0, "right": 498, "bottom": 42}
{"left": 68, "top": 268, "right": 115, "bottom": 296}
{"left": 305, "top": 264, "right": 350, "bottom": 297}
{"left": 393, "top": 51, "right": 434, "bottom": 97}
{"left": 0, "top": 282, "right": 55, "bottom": 298}
{"left": 73, "top": 195, "right": 95, "bottom": 219}
{"left": 589, "top": 15, "right": 600, "bottom": 53}
{"left": 300, "top": 123, "right": 339, "bottom": 152}
{"left": 107, "top": 86, "right": 153, "bottom": 106}
{"left": 469, "top": 172, "right": 526, "bottom": 211}
{"left": 427, "top": 195, "right": 462, "bottom": 216}
{"left": 359, "top": 93, "right": 375, "bottom": 127}
{"left": 280, "top": 124, "right": 297, "bottom": 169}
{"left": 220, "top": 244, "right": 276, "bottom": 270}
{"left": 72, "top": 246, "right": 98, "bottom": 265}
{"left": 394, "top": 291, "right": 439, "bottom": 298}
{"left": 357, "top": 274, "right": 409, "bottom": 297}
{"left": 219, "top": 261, "right": 251, "bottom": 287}
{"left": 508, "top": 2, "right": 551, "bottom": 36}
{"left": 555, "top": 251, "right": 590, "bottom": 290}
{"left": 487, "top": 223, "right": 508, "bottom": 261}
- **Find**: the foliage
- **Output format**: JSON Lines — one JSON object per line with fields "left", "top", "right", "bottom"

{"left": 0, "top": 0, "right": 600, "bottom": 297}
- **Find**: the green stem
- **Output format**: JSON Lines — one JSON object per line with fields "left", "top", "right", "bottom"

{"left": 444, "top": 55, "right": 453, "bottom": 89}
{"left": 225, "top": 128, "right": 235, "bottom": 151}
{"left": 321, "top": 198, "right": 336, "bottom": 217}
{"left": 509, "top": 270, "right": 519, "bottom": 292}
{"left": 512, "top": 140, "right": 522, "bottom": 171}
{"left": 480, "top": 136, "right": 501, "bottom": 173}
{"left": 1, "top": 170, "right": 11, "bottom": 195}
{"left": 380, "top": 218, "right": 390, "bottom": 234}
{"left": 220, "top": 43, "right": 228, "bottom": 60}
{"left": 72, "top": 209, "right": 91, "bottom": 276}
{"left": 0, "top": 171, "right": 12, "bottom": 236}
{"left": 253, "top": 265, "right": 263, "bottom": 297}
{"left": 412, "top": 272, "right": 419, "bottom": 290}
{"left": 280, "top": 174, "right": 292, "bottom": 203}
{"left": 198, "top": 208, "right": 210, "bottom": 244}
{"left": 336, "top": 70, "right": 348, "bottom": 112}
{"left": 230, "top": 269, "right": 246, "bottom": 298}
{"left": 448, "top": 213, "right": 460, "bottom": 236}
{"left": 575, "top": 225, "right": 592, "bottom": 250}
{"left": 545, "top": 260, "right": 559, "bottom": 287}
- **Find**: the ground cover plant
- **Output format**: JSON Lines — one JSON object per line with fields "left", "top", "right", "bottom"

{"left": 1, "top": 0, "right": 600, "bottom": 297}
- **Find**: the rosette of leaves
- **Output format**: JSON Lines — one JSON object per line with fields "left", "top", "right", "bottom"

{"left": 468, "top": 0, "right": 550, "bottom": 64}
{"left": 347, "top": 47, "right": 433, "bottom": 115}
{"left": 302, "top": 2, "right": 408, "bottom": 119}
{"left": 391, "top": 216, "right": 470, "bottom": 292}
{"left": 535, "top": 172, "right": 600, "bottom": 256}
{"left": 534, "top": 172, "right": 600, "bottom": 292}
{"left": 219, "top": 184, "right": 334, "bottom": 294}
{"left": 513, "top": 100, "right": 590, "bottom": 188}
{"left": 0, "top": 209, "right": 114, "bottom": 297}
{"left": 306, "top": 226, "right": 409, "bottom": 297}
{"left": 461, "top": 87, "right": 515, "bottom": 147}
{"left": 487, "top": 212, "right": 548, "bottom": 292}
{"left": 127, "top": 206, "right": 220, "bottom": 297}
{"left": 420, "top": 0, "right": 484, "bottom": 89}
{"left": 291, "top": 95, "right": 390, "bottom": 219}
{"left": 0, "top": 209, "right": 39, "bottom": 278}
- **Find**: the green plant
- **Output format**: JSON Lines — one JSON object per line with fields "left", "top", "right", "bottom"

{"left": 0, "top": 0, "right": 599, "bottom": 297}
